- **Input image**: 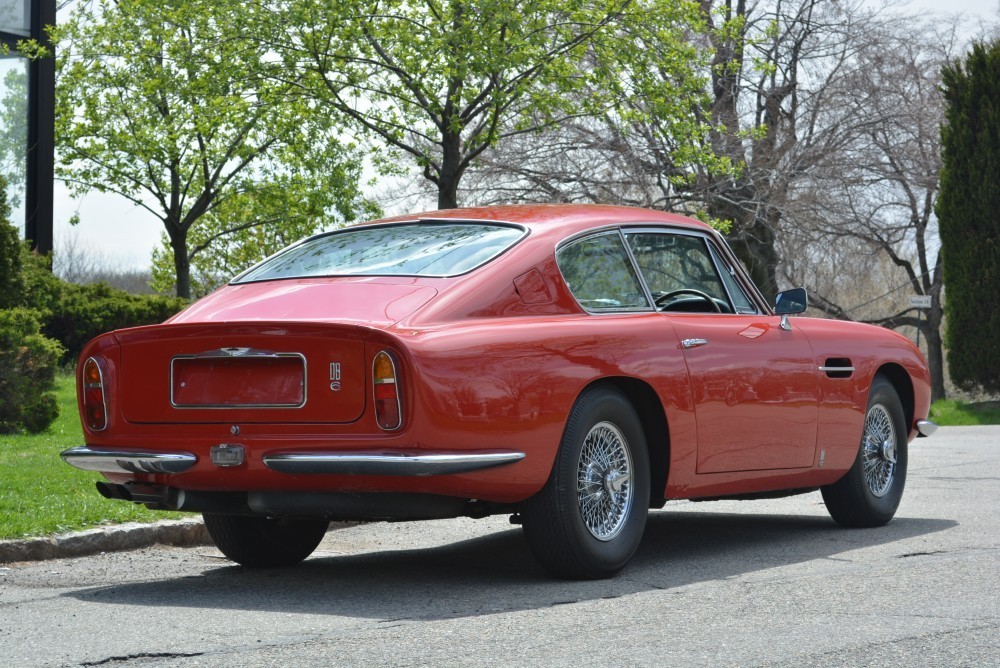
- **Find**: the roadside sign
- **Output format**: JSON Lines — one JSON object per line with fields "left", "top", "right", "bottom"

{"left": 909, "top": 295, "right": 932, "bottom": 309}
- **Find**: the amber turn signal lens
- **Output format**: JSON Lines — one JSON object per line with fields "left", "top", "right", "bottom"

{"left": 82, "top": 357, "right": 108, "bottom": 431}
{"left": 372, "top": 351, "right": 401, "bottom": 431}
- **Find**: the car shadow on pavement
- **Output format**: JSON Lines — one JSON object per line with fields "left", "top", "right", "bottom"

{"left": 63, "top": 508, "right": 956, "bottom": 621}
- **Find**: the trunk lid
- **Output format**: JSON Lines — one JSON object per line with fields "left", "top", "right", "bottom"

{"left": 117, "top": 323, "right": 368, "bottom": 424}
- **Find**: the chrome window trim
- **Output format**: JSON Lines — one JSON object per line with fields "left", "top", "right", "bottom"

{"left": 169, "top": 352, "right": 307, "bottom": 409}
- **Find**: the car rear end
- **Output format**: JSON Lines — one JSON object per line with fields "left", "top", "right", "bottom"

{"left": 62, "top": 217, "right": 540, "bottom": 521}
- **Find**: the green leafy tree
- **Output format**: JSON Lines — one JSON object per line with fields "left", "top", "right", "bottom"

{"left": 938, "top": 40, "right": 1000, "bottom": 395}
{"left": 276, "top": 0, "right": 704, "bottom": 209}
{"left": 54, "top": 0, "right": 371, "bottom": 298}
{"left": 0, "top": 62, "right": 27, "bottom": 213}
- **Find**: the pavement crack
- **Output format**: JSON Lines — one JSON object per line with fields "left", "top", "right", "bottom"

{"left": 80, "top": 652, "right": 204, "bottom": 666}
{"left": 896, "top": 549, "right": 948, "bottom": 558}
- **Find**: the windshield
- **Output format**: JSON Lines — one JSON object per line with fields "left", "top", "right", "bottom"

{"left": 233, "top": 222, "right": 526, "bottom": 283}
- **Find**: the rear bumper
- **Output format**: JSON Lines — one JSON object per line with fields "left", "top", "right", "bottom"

{"left": 61, "top": 446, "right": 525, "bottom": 477}
{"left": 61, "top": 446, "right": 198, "bottom": 474}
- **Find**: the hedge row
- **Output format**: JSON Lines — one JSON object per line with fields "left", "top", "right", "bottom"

{"left": 45, "top": 282, "right": 189, "bottom": 365}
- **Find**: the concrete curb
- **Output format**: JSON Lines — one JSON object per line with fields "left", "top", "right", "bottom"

{"left": 0, "top": 517, "right": 213, "bottom": 564}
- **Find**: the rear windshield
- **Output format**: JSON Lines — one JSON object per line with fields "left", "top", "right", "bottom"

{"left": 232, "top": 222, "right": 526, "bottom": 282}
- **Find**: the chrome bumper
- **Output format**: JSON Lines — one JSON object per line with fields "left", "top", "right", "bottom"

{"left": 916, "top": 419, "right": 938, "bottom": 437}
{"left": 61, "top": 446, "right": 198, "bottom": 474}
{"left": 263, "top": 450, "right": 526, "bottom": 476}
{"left": 61, "top": 446, "right": 525, "bottom": 477}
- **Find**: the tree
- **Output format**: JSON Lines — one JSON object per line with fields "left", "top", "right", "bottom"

{"left": 0, "top": 175, "right": 63, "bottom": 434}
{"left": 938, "top": 40, "right": 1000, "bottom": 396}
{"left": 0, "top": 174, "right": 24, "bottom": 307}
{"left": 464, "top": 0, "right": 879, "bottom": 299}
{"left": 0, "top": 60, "right": 27, "bottom": 214}
{"left": 54, "top": 0, "right": 371, "bottom": 298}
{"left": 780, "top": 14, "right": 959, "bottom": 401}
{"left": 458, "top": 2, "right": 728, "bottom": 213}
{"left": 274, "top": 0, "right": 707, "bottom": 210}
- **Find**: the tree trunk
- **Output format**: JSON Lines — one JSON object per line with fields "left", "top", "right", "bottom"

{"left": 437, "top": 129, "right": 463, "bottom": 210}
{"left": 924, "top": 308, "right": 946, "bottom": 402}
{"left": 726, "top": 218, "right": 780, "bottom": 303}
{"left": 168, "top": 229, "right": 191, "bottom": 299}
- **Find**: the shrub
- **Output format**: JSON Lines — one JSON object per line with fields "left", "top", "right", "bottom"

{"left": 45, "top": 282, "right": 189, "bottom": 363}
{"left": 0, "top": 308, "right": 65, "bottom": 434}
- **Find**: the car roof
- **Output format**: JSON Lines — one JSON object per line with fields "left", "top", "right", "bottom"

{"left": 357, "top": 203, "right": 715, "bottom": 240}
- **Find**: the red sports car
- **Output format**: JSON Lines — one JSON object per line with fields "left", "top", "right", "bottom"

{"left": 62, "top": 204, "right": 936, "bottom": 579}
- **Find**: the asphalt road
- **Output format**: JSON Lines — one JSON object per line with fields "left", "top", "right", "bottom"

{"left": 1, "top": 426, "right": 997, "bottom": 667}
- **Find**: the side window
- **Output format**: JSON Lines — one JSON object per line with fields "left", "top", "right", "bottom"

{"left": 557, "top": 232, "right": 651, "bottom": 311}
{"left": 626, "top": 232, "right": 732, "bottom": 313}
{"left": 708, "top": 243, "right": 757, "bottom": 314}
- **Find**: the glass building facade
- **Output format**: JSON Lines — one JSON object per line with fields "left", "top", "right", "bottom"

{"left": 0, "top": 0, "right": 54, "bottom": 253}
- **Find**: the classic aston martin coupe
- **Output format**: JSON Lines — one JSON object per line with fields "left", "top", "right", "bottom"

{"left": 62, "top": 204, "right": 936, "bottom": 579}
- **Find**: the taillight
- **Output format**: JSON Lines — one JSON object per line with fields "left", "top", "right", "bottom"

{"left": 372, "top": 351, "right": 402, "bottom": 431}
{"left": 82, "top": 357, "right": 107, "bottom": 431}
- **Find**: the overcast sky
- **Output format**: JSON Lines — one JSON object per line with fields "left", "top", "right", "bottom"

{"left": 51, "top": 0, "right": 1000, "bottom": 273}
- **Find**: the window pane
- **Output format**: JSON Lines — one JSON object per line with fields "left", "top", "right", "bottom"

{"left": 627, "top": 233, "right": 731, "bottom": 311}
{"left": 557, "top": 232, "right": 650, "bottom": 311}
{"left": 0, "top": 54, "right": 27, "bottom": 233}
{"left": 234, "top": 222, "right": 526, "bottom": 282}
{"left": 0, "top": 0, "right": 31, "bottom": 36}
{"left": 709, "top": 243, "right": 756, "bottom": 313}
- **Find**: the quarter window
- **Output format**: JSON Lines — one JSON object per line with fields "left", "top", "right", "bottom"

{"left": 557, "top": 232, "right": 651, "bottom": 311}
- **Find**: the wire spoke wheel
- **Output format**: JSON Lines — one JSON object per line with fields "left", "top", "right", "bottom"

{"left": 862, "top": 403, "right": 896, "bottom": 497}
{"left": 520, "top": 386, "right": 649, "bottom": 579}
{"left": 577, "top": 421, "right": 633, "bottom": 541}
{"left": 821, "top": 375, "right": 907, "bottom": 528}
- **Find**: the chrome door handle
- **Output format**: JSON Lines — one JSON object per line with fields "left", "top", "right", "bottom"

{"left": 681, "top": 338, "right": 709, "bottom": 349}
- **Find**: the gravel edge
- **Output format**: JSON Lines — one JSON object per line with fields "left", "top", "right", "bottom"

{"left": 0, "top": 518, "right": 213, "bottom": 564}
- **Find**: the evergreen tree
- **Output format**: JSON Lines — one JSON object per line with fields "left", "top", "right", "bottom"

{"left": 938, "top": 41, "right": 1000, "bottom": 395}
{"left": 0, "top": 175, "right": 24, "bottom": 309}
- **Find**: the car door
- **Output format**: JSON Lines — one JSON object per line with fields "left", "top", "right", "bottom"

{"left": 625, "top": 230, "right": 819, "bottom": 473}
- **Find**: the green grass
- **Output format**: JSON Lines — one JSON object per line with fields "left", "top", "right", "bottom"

{"left": 0, "top": 373, "right": 185, "bottom": 540}
{"left": 930, "top": 398, "right": 1000, "bottom": 426}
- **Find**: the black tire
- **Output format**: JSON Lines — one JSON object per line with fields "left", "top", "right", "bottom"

{"left": 203, "top": 514, "right": 329, "bottom": 568}
{"left": 822, "top": 375, "right": 908, "bottom": 527}
{"left": 521, "top": 386, "right": 650, "bottom": 579}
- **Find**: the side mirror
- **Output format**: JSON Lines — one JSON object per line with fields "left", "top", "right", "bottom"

{"left": 774, "top": 287, "right": 808, "bottom": 315}
{"left": 774, "top": 287, "right": 807, "bottom": 331}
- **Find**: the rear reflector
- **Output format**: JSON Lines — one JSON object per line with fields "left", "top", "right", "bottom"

{"left": 82, "top": 357, "right": 107, "bottom": 431}
{"left": 373, "top": 351, "right": 402, "bottom": 431}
